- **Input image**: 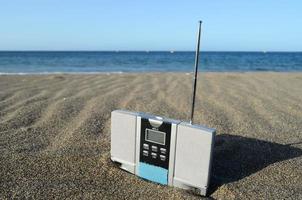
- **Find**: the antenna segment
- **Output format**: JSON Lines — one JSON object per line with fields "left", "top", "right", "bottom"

{"left": 190, "top": 21, "right": 202, "bottom": 124}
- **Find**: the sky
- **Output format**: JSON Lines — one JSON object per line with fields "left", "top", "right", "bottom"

{"left": 0, "top": 0, "right": 301, "bottom": 51}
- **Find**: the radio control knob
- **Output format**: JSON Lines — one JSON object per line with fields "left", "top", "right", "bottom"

{"left": 160, "top": 155, "right": 166, "bottom": 161}
{"left": 143, "top": 150, "right": 148, "bottom": 156}
{"left": 151, "top": 152, "right": 157, "bottom": 159}
{"left": 143, "top": 143, "right": 149, "bottom": 150}
{"left": 160, "top": 148, "right": 166, "bottom": 154}
{"left": 151, "top": 146, "right": 158, "bottom": 152}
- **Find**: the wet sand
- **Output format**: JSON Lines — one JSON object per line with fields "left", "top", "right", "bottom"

{"left": 0, "top": 72, "right": 302, "bottom": 199}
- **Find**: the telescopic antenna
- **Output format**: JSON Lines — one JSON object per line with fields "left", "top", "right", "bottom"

{"left": 190, "top": 20, "right": 202, "bottom": 124}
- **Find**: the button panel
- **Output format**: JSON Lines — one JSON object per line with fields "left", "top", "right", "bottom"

{"left": 141, "top": 145, "right": 167, "bottom": 162}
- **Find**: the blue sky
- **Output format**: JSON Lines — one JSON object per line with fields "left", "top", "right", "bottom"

{"left": 0, "top": 0, "right": 301, "bottom": 51}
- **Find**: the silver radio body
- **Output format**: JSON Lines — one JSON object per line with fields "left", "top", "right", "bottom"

{"left": 110, "top": 110, "right": 215, "bottom": 196}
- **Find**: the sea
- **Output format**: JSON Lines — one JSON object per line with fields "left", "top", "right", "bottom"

{"left": 0, "top": 51, "right": 301, "bottom": 74}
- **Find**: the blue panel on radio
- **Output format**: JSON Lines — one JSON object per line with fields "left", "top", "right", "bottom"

{"left": 138, "top": 162, "right": 168, "bottom": 185}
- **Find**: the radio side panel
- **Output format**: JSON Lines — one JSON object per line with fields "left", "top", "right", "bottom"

{"left": 135, "top": 116, "right": 141, "bottom": 176}
{"left": 110, "top": 110, "right": 137, "bottom": 174}
{"left": 168, "top": 123, "right": 178, "bottom": 186}
{"left": 173, "top": 122, "right": 215, "bottom": 195}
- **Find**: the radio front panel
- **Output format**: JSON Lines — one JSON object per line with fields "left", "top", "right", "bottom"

{"left": 136, "top": 117, "right": 175, "bottom": 185}
{"left": 139, "top": 118, "right": 171, "bottom": 169}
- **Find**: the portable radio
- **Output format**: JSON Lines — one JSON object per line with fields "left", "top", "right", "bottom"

{"left": 111, "top": 111, "right": 215, "bottom": 195}
{"left": 110, "top": 21, "right": 216, "bottom": 196}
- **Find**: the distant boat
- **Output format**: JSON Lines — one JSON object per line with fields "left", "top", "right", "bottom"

{"left": 170, "top": 50, "right": 174, "bottom": 53}
{"left": 263, "top": 51, "right": 267, "bottom": 53}
{"left": 145, "top": 50, "right": 150, "bottom": 53}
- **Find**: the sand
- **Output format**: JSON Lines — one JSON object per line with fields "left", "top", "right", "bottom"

{"left": 0, "top": 72, "right": 302, "bottom": 199}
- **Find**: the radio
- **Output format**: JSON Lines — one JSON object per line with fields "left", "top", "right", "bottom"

{"left": 110, "top": 21, "right": 216, "bottom": 196}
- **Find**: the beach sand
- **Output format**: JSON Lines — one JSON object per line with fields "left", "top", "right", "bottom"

{"left": 1, "top": 72, "right": 302, "bottom": 199}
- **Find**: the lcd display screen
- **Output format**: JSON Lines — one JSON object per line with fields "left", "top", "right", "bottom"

{"left": 145, "top": 129, "right": 165, "bottom": 145}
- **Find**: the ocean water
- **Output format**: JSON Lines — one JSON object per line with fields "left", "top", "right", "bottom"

{"left": 0, "top": 51, "right": 301, "bottom": 74}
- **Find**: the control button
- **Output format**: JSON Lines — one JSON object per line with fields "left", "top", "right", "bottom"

{"left": 160, "top": 148, "right": 166, "bottom": 154}
{"left": 160, "top": 155, "right": 166, "bottom": 161}
{"left": 151, "top": 146, "right": 158, "bottom": 152}
{"left": 151, "top": 152, "right": 157, "bottom": 159}
{"left": 143, "top": 150, "right": 148, "bottom": 156}
{"left": 143, "top": 143, "right": 149, "bottom": 150}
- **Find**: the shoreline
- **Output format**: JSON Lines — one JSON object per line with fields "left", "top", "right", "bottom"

{"left": 1, "top": 71, "right": 302, "bottom": 76}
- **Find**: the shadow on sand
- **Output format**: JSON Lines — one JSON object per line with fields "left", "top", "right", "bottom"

{"left": 209, "top": 134, "right": 302, "bottom": 194}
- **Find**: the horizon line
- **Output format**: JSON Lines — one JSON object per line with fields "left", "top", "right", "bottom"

{"left": 0, "top": 50, "right": 301, "bottom": 53}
